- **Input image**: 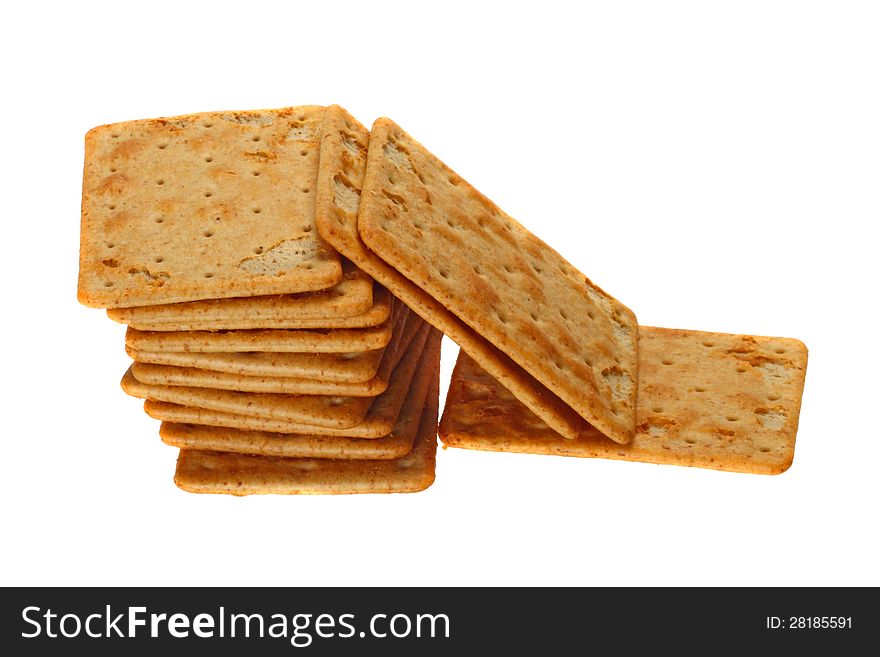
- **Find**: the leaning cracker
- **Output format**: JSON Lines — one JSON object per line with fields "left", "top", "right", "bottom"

{"left": 125, "top": 286, "right": 392, "bottom": 331}
{"left": 160, "top": 331, "right": 440, "bottom": 459}
{"left": 357, "top": 118, "right": 639, "bottom": 444}
{"left": 124, "top": 322, "right": 392, "bottom": 354}
{"left": 107, "top": 261, "right": 372, "bottom": 325}
{"left": 316, "top": 105, "right": 594, "bottom": 441}
{"left": 173, "top": 366, "right": 440, "bottom": 495}
{"left": 440, "top": 328, "right": 808, "bottom": 475}
{"left": 130, "top": 310, "right": 423, "bottom": 396}
{"left": 145, "top": 327, "right": 438, "bottom": 438}
{"left": 79, "top": 106, "right": 341, "bottom": 308}
{"left": 127, "top": 303, "right": 408, "bottom": 382}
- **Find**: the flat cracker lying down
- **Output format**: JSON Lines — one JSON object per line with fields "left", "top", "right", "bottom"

{"left": 124, "top": 363, "right": 379, "bottom": 428}
{"left": 79, "top": 106, "right": 342, "bottom": 308}
{"left": 125, "top": 286, "right": 392, "bottom": 331}
{"left": 126, "top": 302, "right": 407, "bottom": 382}
{"left": 125, "top": 321, "right": 392, "bottom": 354}
{"left": 160, "top": 330, "right": 440, "bottom": 459}
{"left": 174, "top": 374, "right": 440, "bottom": 495}
{"left": 107, "top": 261, "right": 373, "bottom": 325}
{"left": 144, "top": 327, "right": 438, "bottom": 438}
{"left": 315, "top": 105, "right": 635, "bottom": 443}
{"left": 130, "top": 309, "right": 423, "bottom": 397}
{"left": 440, "top": 327, "right": 808, "bottom": 474}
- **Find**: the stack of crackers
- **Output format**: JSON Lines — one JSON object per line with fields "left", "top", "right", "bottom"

{"left": 79, "top": 104, "right": 808, "bottom": 494}
{"left": 78, "top": 106, "right": 441, "bottom": 494}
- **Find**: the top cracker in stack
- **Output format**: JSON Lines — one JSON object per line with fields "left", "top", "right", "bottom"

{"left": 79, "top": 106, "right": 342, "bottom": 308}
{"left": 315, "top": 107, "right": 639, "bottom": 444}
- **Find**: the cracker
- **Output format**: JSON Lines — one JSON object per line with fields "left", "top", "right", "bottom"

{"left": 107, "top": 261, "right": 372, "bottom": 325}
{"left": 173, "top": 365, "right": 440, "bottom": 495}
{"left": 124, "top": 364, "right": 370, "bottom": 428}
{"left": 316, "top": 105, "right": 596, "bottom": 441}
{"left": 126, "top": 303, "right": 406, "bottom": 382}
{"left": 124, "top": 286, "right": 392, "bottom": 331}
{"left": 145, "top": 327, "right": 437, "bottom": 438}
{"left": 129, "top": 348, "right": 381, "bottom": 382}
{"left": 356, "top": 118, "right": 639, "bottom": 444}
{"left": 79, "top": 106, "right": 342, "bottom": 308}
{"left": 124, "top": 321, "right": 392, "bottom": 354}
{"left": 160, "top": 331, "right": 439, "bottom": 459}
{"left": 130, "top": 310, "right": 424, "bottom": 396}
{"left": 440, "top": 328, "right": 808, "bottom": 474}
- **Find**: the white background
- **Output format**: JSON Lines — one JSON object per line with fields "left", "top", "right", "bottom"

{"left": 1, "top": 1, "right": 877, "bottom": 586}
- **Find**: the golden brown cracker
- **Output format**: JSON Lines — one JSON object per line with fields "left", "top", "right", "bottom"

{"left": 357, "top": 118, "right": 638, "bottom": 444}
{"left": 160, "top": 333, "right": 439, "bottom": 459}
{"left": 79, "top": 106, "right": 342, "bottom": 308}
{"left": 440, "top": 327, "right": 808, "bottom": 474}
{"left": 107, "top": 261, "right": 372, "bottom": 324}
{"left": 315, "top": 106, "right": 604, "bottom": 441}
{"left": 144, "top": 327, "right": 438, "bottom": 438}
{"left": 123, "top": 286, "right": 392, "bottom": 331}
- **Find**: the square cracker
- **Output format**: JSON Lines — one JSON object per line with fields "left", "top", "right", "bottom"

{"left": 123, "top": 286, "right": 392, "bottom": 331}
{"left": 107, "top": 261, "right": 372, "bottom": 325}
{"left": 315, "top": 106, "right": 614, "bottom": 442}
{"left": 356, "top": 118, "right": 639, "bottom": 444}
{"left": 124, "top": 322, "right": 392, "bottom": 354}
{"left": 160, "top": 329, "right": 440, "bottom": 459}
{"left": 144, "top": 327, "right": 438, "bottom": 438}
{"left": 440, "top": 327, "right": 808, "bottom": 475}
{"left": 130, "top": 309, "right": 424, "bottom": 397}
{"left": 79, "top": 106, "right": 342, "bottom": 308}
{"left": 172, "top": 367, "right": 440, "bottom": 495}
{"left": 126, "top": 302, "right": 409, "bottom": 382}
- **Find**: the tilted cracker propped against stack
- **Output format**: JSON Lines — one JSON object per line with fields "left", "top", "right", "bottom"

{"left": 342, "top": 114, "right": 807, "bottom": 473}
{"left": 345, "top": 115, "right": 640, "bottom": 444}
{"left": 80, "top": 102, "right": 808, "bottom": 488}
{"left": 78, "top": 105, "right": 441, "bottom": 495}
{"left": 315, "top": 107, "right": 634, "bottom": 442}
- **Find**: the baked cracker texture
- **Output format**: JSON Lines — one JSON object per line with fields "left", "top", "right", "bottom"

{"left": 440, "top": 327, "right": 808, "bottom": 474}
{"left": 173, "top": 378, "right": 439, "bottom": 495}
{"left": 107, "top": 261, "right": 372, "bottom": 324}
{"left": 122, "top": 286, "right": 392, "bottom": 331}
{"left": 79, "top": 106, "right": 342, "bottom": 308}
{"left": 358, "top": 118, "right": 640, "bottom": 445}
{"left": 316, "top": 106, "right": 600, "bottom": 441}
{"left": 129, "top": 309, "right": 423, "bottom": 396}
{"left": 126, "top": 302, "right": 408, "bottom": 382}
{"left": 124, "top": 322, "right": 393, "bottom": 354}
{"left": 160, "top": 328, "right": 440, "bottom": 460}
{"left": 143, "top": 327, "right": 438, "bottom": 438}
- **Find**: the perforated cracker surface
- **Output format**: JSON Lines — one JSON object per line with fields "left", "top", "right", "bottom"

{"left": 357, "top": 118, "right": 639, "bottom": 443}
{"left": 79, "top": 106, "right": 341, "bottom": 308}
{"left": 440, "top": 327, "right": 808, "bottom": 474}
{"left": 316, "top": 106, "right": 592, "bottom": 440}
